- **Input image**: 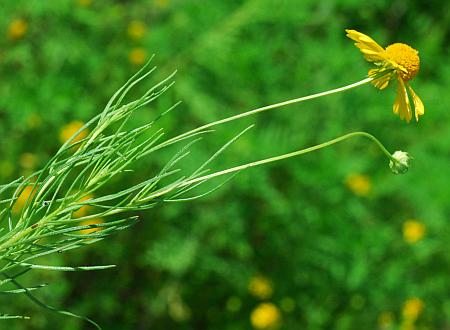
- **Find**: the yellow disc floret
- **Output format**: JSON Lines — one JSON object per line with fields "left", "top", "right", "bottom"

{"left": 385, "top": 43, "right": 420, "bottom": 81}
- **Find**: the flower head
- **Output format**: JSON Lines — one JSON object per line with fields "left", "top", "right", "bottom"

{"left": 250, "top": 303, "right": 281, "bottom": 329}
{"left": 389, "top": 150, "right": 410, "bottom": 174}
{"left": 346, "top": 29, "right": 424, "bottom": 122}
{"left": 79, "top": 218, "right": 104, "bottom": 235}
{"left": 19, "top": 153, "right": 38, "bottom": 170}
{"left": 77, "top": 0, "right": 92, "bottom": 6}
{"left": 13, "top": 186, "right": 35, "bottom": 214}
{"left": 129, "top": 48, "right": 148, "bottom": 65}
{"left": 7, "top": 19, "right": 28, "bottom": 40}
{"left": 59, "top": 121, "right": 88, "bottom": 145}
{"left": 73, "top": 194, "right": 95, "bottom": 218}
{"left": 345, "top": 173, "right": 371, "bottom": 196}
{"left": 127, "top": 20, "right": 146, "bottom": 40}
{"left": 402, "top": 298, "right": 424, "bottom": 321}
{"left": 248, "top": 275, "right": 273, "bottom": 300}
{"left": 378, "top": 311, "right": 394, "bottom": 329}
{"left": 403, "top": 220, "right": 425, "bottom": 244}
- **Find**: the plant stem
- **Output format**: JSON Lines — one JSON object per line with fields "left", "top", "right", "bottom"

{"left": 144, "top": 131, "right": 392, "bottom": 201}
{"left": 153, "top": 77, "right": 373, "bottom": 150}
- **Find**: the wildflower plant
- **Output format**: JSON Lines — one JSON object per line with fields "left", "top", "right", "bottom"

{"left": 0, "top": 30, "right": 423, "bottom": 327}
{"left": 346, "top": 29, "right": 424, "bottom": 122}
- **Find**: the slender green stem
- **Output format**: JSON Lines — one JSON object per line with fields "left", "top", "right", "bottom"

{"left": 144, "top": 131, "right": 392, "bottom": 201}
{"left": 0, "top": 79, "right": 378, "bottom": 252}
{"left": 182, "top": 131, "right": 394, "bottom": 185}
{"left": 153, "top": 77, "right": 373, "bottom": 151}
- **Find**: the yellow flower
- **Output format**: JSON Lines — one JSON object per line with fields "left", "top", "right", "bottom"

{"left": 345, "top": 173, "right": 371, "bottom": 196}
{"left": 154, "top": 0, "right": 170, "bottom": 8}
{"left": 13, "top": 186, "right": 35, "bottom": 214}
{"left": 250, "top": 303, "right": 281, "bottom": 330}
{"left": 79, "top": 218, "right": 104, "bottom": 235}
{"left": 129, "top": 48, "right": 148, "bottom": 65}
{"left": 59, "top": 121, "right": 88, "bottom": 145}
{"left": 248, "top": 275, "right": 273, "bottom": 300}
{"left": 402, "top": 298, "right": 424, "bottom": 321}
{"left": 378, "top": 311, "right": 394, "bottom": 328}
{"left": 19, "top": 153, "right": 38, "bottom": 170}
{"left": 73, "top": 194, "right": 94, "bottom": 218}
{"left": 346, "top": 29, "right": 424, "bottom": 123}
{"left": 77, "top": 0, "right": 92, "bottom": 6}
{"left": 399, "top": 323, "right": 416, "bottom": 330}
{"left": 7, "top": 19, "right": 28, "bottom": 40}
{"left": 127, "top": 20, "right": 146, "bottom": 40}
{"left": 27, "top": 113, "right": 42, "bottom": 128}
{"left": 403, "top": 220, "right": 425, "bottom": 244}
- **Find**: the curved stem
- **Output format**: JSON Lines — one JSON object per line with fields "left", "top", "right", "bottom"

{"left": 182, "top": 131, "right": 393, "bottom": 185}
{"left": 144, "top": 131, "right": 392, "bottom": 201}
{"left": 153, "top": 77, "right": 373, "bottom": 150}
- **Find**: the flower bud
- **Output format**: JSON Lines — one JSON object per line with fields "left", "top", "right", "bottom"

{"left": 389, "top": 151, "right": 410, "bottom": 174}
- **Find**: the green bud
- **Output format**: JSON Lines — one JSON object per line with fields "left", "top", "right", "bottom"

{"left": 389, "top": 150, "right": 410, "bottom": 174}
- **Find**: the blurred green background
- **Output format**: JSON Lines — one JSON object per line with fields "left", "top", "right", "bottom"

{"left": 1, "top": 0, "right": 449, "bottom": 329}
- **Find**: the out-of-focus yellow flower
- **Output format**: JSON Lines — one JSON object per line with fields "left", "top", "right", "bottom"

{"left": 399, "top": 322, "right": 416, "bottom": 330}
{"left": 127, "top": 20, "right": 146, "bottom": 40}
{"left": 59, "top": 121, "right": 88, "bottom": 145}
{"left": 378, "top": 311, "right": 394, "bottom": 328}
{"left": 402, "top": 298, "right": 424, "bottom": 321}
{"left": 19, "top": 153, "right": 38, "bottom": 170}
{"left": 403, "top": 220, "right": 425, "bottom": 244}
{"left": 250, "top": 303, "right": 281, "bottom": 330}
{"left": 77, "top": 0, "right": 92, "bottom": 6}
{"left": 129, "top": 48, "right": 148, "bottom": 65}
{"left": 13, "top": 186, "right": 35, "bottom": 214}
{"left": 346, "top": 29, "right": 423, "bottom": 123}
{"left": 154, "top": 0, "right": 170, "bottom": 8}
{"left": 7, "top": 19, "right": 28, "bottom": 40}
{"left": 79, "top": 218, "right": 104, "bottom": 235}
{"left": 345, "top": 173, "right": 371, "bottom": 196}
{"left": 168, "top": 299, "right": 191, "bottom": 322}
{"left": 73, "top": 194, "right": 94, "bottom": 218}
{"left": 248, "top": 275, "right": 273, "bottom": 300}
{"left": 27, "top": 113, "right": 42, "bottom": 129}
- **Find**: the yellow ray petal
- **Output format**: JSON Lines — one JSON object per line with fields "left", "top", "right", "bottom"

{"left": 369, "top": 68, "right": 393, "bottom": 90}
{"left": 345, "top": 29, "right": 386, "bottom": 62}
{"left": 407, "top": 85, "right": 425, "bottom": 121}
{"left": 393, "top": 77, "right": 412, "bottom": 122}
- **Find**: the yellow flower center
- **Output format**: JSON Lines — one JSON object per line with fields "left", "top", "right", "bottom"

{"left": 385, "top": 43, "right": 420, "bottom": 81}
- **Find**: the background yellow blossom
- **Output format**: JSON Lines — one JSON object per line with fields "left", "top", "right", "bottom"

{"left": 73, "top": 194, "right": 95, "bottom": 218}
{"left": 59, "top": 121, "right": 88, "bottom": 145}
{"left": 77, "top": 0, "right": 92, "bottom": 7}
{"left": 127, "top": 20, "right": 147, "bottom": 40}
{"left": 402, "top": 298, "right": 424, "bottom": 321}
{"left": 403, "top": 220, "right": 425, "bottom": 244}
{"left": 345, "top": 173, "right": 371, "bottom": 196}
{"left": 12, "top": 186, "right": 35, "bottom": 214}
{"left": 154, "top": 0, "right": 170, "bottom": 9}
{"left": 129, "top": 48, "right": 148, "bottom": 65}
{"left": 79, "top": 218, "right": 104, "bottom": 235}
{"left": 250, "top": 303, "right": 281, "bottom": 329}
{"left": 378, "top": 311, "right": 394, "bottom": 328}
{"left": 248, "top": 275, "right": 273, "bottom": 300}
{"left": 7, "top": 18, "right": 27, "bottom": 40}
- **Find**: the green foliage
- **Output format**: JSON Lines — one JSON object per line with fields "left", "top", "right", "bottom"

{"left": 0, "top": 0, "right": 449, "bottom": 329}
